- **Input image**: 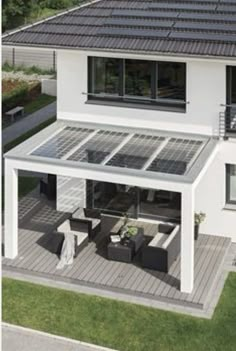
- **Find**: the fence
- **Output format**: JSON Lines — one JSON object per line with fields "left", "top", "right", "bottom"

{"left": 2, "top": 46, "right": 57, "bottom": 71}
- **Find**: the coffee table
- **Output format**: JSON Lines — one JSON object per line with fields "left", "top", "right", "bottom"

{"left": 107, "top": 241, "right": 133, "bottom": 263}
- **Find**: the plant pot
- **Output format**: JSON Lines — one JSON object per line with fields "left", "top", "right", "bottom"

{"left": 194, "top": 224, "right": 199, "bottom": 240}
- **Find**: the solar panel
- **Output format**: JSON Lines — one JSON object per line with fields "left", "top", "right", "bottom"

{"left": 98, "top": 27, "right": 170, "bottom": 39}
{"left": 68, "top": 130, "right": 128, "bottom": 164}
{"left": 170, "top": 31, "right": 236, "bottom": 42}
{"left": 147, "top": 138, "right": 203, "bottom": 175}
{"left": 112, "top": 9, "right": 179, "bottom": 19}
{"left": 217, "top": 4, "right": 236, "bottom": 12}
{"left": 105, "top": 18, "right": 174, "bottom": 29}
{"left": 179, "top": 12, "right": 236, "bottom": 22}
{"left": 149, "top": 3, "right": 217, "bottom": 11}
{"left": 31, "top": 127, "right": 94, "bottom": 159}
{"left": 106, "top": 134, "right": 165, "bottom": 170}
{"left": 174, "top": 21, "right": 236, "bottom": 32}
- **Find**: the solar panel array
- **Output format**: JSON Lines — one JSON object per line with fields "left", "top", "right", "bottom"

{"left": 68, "top": 130, "right": 128, "bottom": 164}
{"left": 147, "top": 138, "right": 203, "bottom": 175}
{"left": 99, "top": 2, "right": 236, "bottom": 43}
{"left": 107, "top": 134, "right": 165, "bottom": 169}
{"left": 31, "top": 125, "right": 205, "bottom": 176}
{"left": 32, "top": 127, "right": 94, "bottom": 159}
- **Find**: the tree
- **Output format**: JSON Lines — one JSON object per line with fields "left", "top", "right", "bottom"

{"left": 2, "top": 0, "right": 35, "bottom": 32}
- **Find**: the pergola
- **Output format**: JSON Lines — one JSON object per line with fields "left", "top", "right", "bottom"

{"left": 4, "top": 120, "right": 219, "bottom": 293}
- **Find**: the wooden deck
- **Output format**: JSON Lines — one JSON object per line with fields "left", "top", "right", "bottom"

{"left": 2, "top": 193, "right": 231, "bottom": 310}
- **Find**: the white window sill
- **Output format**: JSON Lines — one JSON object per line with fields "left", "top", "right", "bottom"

{"left": 223, "top": 204, "right": 236, "bottom": 211}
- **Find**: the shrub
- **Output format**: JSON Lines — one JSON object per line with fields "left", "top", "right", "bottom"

{"left": 46, "top": 0, "right": 72, "bottom": 9}
{"left": 2, "top": 81, "right": 41, "bottom": 113}
{"left": 2, "top": 62, "right": 55, "bottom": 76}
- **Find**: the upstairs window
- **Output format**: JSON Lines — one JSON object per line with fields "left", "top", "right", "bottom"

{"left": 157, "top": 62, "right": 186, "bottom": 102}
{"left": 92, "top": 57, "right": 120, "bottom": 96}
{"left": 125, "top": 60, "right": 152, "bottom": 99}
{"left": 88, "top": 57, "right": 186, "bottom": 111}
{"left": 226, "top": 164, "right": 236, "bottom": 205}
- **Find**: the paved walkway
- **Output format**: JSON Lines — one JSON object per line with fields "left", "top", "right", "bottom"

{"left": 2, "top": 101, "right": 56, "bottom": 146}
{"left": 2, "top": 324, "right": 117, "bottom": 351}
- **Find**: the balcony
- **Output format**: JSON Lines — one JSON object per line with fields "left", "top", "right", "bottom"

{"left": 219, "top": 108, "right": 236, "bottom": 138}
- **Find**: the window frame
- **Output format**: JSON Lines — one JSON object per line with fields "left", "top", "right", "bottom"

{"left": 87, "top": 57, "right": 187, "bottom": 112}
{"left": 226, "top": 164, "right": 236, "bottom": 205}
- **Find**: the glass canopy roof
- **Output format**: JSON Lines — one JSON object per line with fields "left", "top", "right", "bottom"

{"left": 30, "top": 124, "right": 207, "bottom": 176}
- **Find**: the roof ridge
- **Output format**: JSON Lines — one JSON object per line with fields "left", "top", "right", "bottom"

{"left": 2, "top": 0, "right": 102, "bottom": 39}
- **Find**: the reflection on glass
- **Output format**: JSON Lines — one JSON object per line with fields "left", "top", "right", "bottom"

{"left": 93, "top": 57, "right": 120, "bottom": 96}
{"left": 92, "top": 182, "right": 136, "bottom": 216}
{"left": 139, "top": 189, "right": 181, "bottom": 222}
{"left": 157, "top": 62, "right": 185, "bottom": 101}
{"left": 125, "top": 60, "right": 152, "bottom": 98}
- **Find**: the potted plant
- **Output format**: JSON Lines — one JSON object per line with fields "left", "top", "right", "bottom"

{"left": 120, "top": 213, "right": 138, "bottom": 242}
{"left": 194, "top": 212, "right": 206, "bottom": 240}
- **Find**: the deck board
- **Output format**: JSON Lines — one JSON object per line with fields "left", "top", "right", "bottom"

{"left": 2, "top": 195, "right": 231, "bottom": 310}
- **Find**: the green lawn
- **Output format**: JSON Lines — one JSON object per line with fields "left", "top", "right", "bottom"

{"left": 2, "top": 274, "right": 236, "bottom": 351}
{"left": 4, "top": 116, "right": 56, "bottom": 152}
{"left": 24, "top": 94, "right": 56, "bottom": 115}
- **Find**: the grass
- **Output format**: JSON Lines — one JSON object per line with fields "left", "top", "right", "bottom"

{"left": 24, "top": 94, "right": 56, "bottom": 115}
{"left": 2, "top": 62, "right": 56, "bottom": 76}
{"left": 2, "top": 274, "right": 236, "bottom": 351}
{"left": 4, "top": 116, "right": 56, "bottom": 153}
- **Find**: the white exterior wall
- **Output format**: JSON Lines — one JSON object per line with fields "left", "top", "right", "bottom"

{"left": 57, "top": 50, "right": 226, "bottom": 136}
{"left": 195, "top": 140, "right": 236, "bottom": 242}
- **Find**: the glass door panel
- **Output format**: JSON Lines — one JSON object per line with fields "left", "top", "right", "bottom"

{"left": 92, "top": 181, "right": 137, "bottom": 218}
{"left": 139, "top": 188, "right": 181, "bottom": 222}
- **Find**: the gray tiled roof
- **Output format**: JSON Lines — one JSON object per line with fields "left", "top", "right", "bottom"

{"left": 2, "top": 0, "right": 236, "bottom": 58}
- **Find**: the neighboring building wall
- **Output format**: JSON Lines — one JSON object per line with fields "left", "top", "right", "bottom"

{"left": 57, "top": 176, "right": 86, "bottom": 213}
{"left": 195, "top": 140, "right": 236, "bottom": 242}
{"left": 57, "top": 50, "right": 227, "bottom": 136}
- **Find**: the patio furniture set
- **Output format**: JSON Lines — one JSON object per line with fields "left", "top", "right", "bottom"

{"left": 57, "top": 208, "right": 180, "bottom": 273}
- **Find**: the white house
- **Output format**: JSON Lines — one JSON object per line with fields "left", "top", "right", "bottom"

{"left": 2, "top": 0, "right": 236, "bottom": 295}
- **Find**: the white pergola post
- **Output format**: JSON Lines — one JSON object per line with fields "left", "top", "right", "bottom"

{"left": 4, "top": 159, "right": 18, "bottom": 259}
{"left": 180, "top": 187, "right": 194, "bottom": 293}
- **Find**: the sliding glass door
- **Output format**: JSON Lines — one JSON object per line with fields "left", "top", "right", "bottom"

{"left": 139, "top": 188, "right": 181, "bottom": 222}
{"left": 87, "top": 181, "right": 181, "bottom": 222}
{"left": 88, "top": 181, "right": 138, "bottom": 217}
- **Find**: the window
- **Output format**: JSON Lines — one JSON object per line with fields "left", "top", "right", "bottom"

{"left": 226, "top": 164, "right": 236, "bottom": 205}
{"left": 125, "top": 60, "right": 152, "bottom": 99}
{"left": 88, "top": 57, "right": 186, "bottom": 111}
{"left": 231, "top": 67, "right": 236, "bottom": 104}
{"left": 91, "top": 57, "right": 120, "bottom": 96}
{"left": 157, "top": 62, "right": 186, "bottom": 101}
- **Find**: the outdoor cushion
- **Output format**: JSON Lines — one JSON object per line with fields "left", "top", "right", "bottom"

{"left": 162, "top": 225, "right": 180, "bottom": 249}
{"left": 148, "top": 232, "right": 166, "bottom": 248}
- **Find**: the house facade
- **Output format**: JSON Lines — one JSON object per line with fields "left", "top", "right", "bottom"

{"left": 2, "top": 0, "right": 236, "bottom": 295}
